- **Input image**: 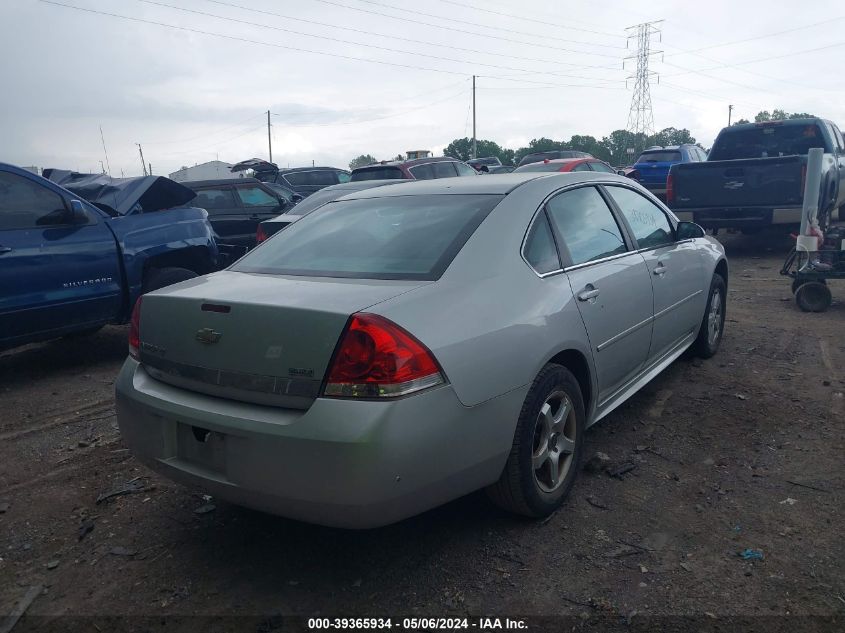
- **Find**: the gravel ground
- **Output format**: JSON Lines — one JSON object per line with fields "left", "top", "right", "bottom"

{"left": 0, "top": 230, "right": 843, "bottom": 632}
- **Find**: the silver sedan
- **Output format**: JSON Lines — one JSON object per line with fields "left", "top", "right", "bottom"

{"left": 115, "top": 173, "right": 727, "bottom": 528}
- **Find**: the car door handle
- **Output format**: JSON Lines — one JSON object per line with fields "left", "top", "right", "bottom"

{"left": 0, "top": 246, "right": 12, "bottom": 254}
{"left": 653, "top": 264, "right": 667, "bottom": 276}
{"left": 577, "top": 287, "right": 600, "bottom": 301}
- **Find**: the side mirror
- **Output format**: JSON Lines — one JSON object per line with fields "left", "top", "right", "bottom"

{"left": 616, "top": 169, "right": 626, "bottom": 176}
{"left": 292, "top": 194, "right": 304, "bottom": 204}
{"left": 69, "top": 199, "right": 90, "bottom": 224}
{"left": 677, "top": 221, "right": 705, "bottom": 240}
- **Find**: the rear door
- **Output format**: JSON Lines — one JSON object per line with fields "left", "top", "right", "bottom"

{"left": 604, "top": 185, "right": 706, "bottom": 363}
{"left": 0, "top": 169, "right": 121, "bottom": 347}
{"left": 232, "top": 183, "right": 282, "bottom": 246}
{"left": 191, "top": 186, "right": 244, "bottom": 245}
{"left": 432, "top": 162, "right": 459, "bottom": 179}
{"left": 546, "top": 185, "right": 654, "bottom": 406}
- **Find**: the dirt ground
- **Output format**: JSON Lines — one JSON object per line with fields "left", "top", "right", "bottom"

{"left": 1, "top": 230, "right": 843, "bottom": 632}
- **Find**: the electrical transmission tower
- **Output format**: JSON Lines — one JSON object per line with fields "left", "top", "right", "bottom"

{"left": 624, "top": 21, "right": 662, "bottom": 157}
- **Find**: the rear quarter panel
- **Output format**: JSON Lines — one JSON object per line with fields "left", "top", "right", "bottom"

{"left": 372, "top": 178, "right": 596, "bottom": 411}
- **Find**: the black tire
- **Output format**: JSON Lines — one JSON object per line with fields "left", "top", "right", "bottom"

{"left": 795, "top": 282, "right": 832, "bottom": 312}
{"left": 142, "top": 267, "right": 197, "bottom": 294}
{"left": 486, "top": 364, "right": 585, "bottom": 518}
{"left": 691, "top": 273, "right": 726, "bottom": 359}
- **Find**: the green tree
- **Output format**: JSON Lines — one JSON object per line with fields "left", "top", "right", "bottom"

{"left": 444, "top": 137, "right": 511, "bottom": 164}
{"left": 753, "top": 109, "right": 815, "bottom": 123}
{"left": 732, "top": 118, "right": 750, "bottom": 126}
{"left": 349, "top": 154, "right": 378, "bottom": 170}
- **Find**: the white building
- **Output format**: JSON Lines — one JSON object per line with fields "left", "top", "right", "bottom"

{"left": 168, "top": 160, "right": 241, "bottom": 182}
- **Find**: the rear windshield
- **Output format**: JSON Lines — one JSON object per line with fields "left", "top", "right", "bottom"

{"left": 515, "top": 162, "right": 568, "bottom": 172}
{"left": 350, "top": 167, "right": 405, "bottom": 181}
{"left": 636, "top": 151, "right": 682, "bottom": 163}
{"left": 709, "top": 124, "right": 828, "bottom": 161}
{"left": 283, "top": 170, "right": 341, "bottom": 187}
{"left": 233, "top": 194, "right": 502, "bottom": 280}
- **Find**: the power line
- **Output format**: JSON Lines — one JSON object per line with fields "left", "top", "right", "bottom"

{"left": 625, "top": 21, "right": 661, "bottom": 147}
{"left": 343, "top": 0, "right": 627, "bottom": 50}
{"left": 141, "top": 112, "right": 265, "bottom": 145}
{"left": 309, "top": 0, "right": 622, "bottom": 60}
{"left": 431, "top": 0, "right": 625, "bottom": 40}
{"left": 203, "top": 0, "right": 625, "bottom": 76}
{"left": 137, "top": 0, "right": 624, "bottom": 82}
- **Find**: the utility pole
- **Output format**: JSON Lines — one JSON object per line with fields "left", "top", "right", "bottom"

{"left": 136, "top": 143, "right": 148, "bottom": 176}
{"left": 624, "top": 21, "right": 662, "bottom": 157}
{"left": 728, "top": 104, "right": 734, "bottom": 126}
{"left": 148, "top": 163, "right": 152, "bottom": 176}
{"left": 267, "top": 110, "right": 273, "bottom": 163}
{"left": 99, "top": 125, "right": 111, "bottom": 175}
{"left": 471, "top": 75, "right": 477, "bottom": 160}
{"left": 99, "top": 160, "right": 105, "bottom": 174}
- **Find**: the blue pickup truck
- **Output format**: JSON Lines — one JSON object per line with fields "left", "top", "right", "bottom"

{"left": 632, "top": 144, "right": 707, "bottom": 200}
{"left": 0, "top": 163, "right": 218, "bottom": 351}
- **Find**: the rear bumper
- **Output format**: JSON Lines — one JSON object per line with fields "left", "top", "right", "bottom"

{"left": 115, "top": 360, "right": 523, "bottom": 528}
{"left": 673, "top": 207, "right": 802, "bottom": 228}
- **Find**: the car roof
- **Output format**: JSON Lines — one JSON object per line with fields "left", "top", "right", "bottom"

{"left": 277, "top": 166, "right": 347, "bottom": 174}
{"left": 182, "top": 177, "right": 264, "bottom": 187}
{"left": 353, "top": 156, "right": 462, "bottom": 170}
{"left": 338, "top": 172, "right": 633, "bottom": 199}
{"left": 315, "top": 179, "right": 410, "bottom": 192}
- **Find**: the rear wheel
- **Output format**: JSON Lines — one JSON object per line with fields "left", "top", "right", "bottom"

{"left": 795, "top": 281, "right": 832, "bottom": 312}
{"left": 142, "top": 267, "right": 197, "bottom": 293}
{"left": 691, "top": 273, "right": 726, "bottom": 358}
{"left": 486, "top": 364, "right": 585, "bottom": 518}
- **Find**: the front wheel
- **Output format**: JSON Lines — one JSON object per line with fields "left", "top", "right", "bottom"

{"left": 486, "top": 364, "right": 585, "bottom": 518}
{"left": 691, "top": 273, "right": 726, "bottom": 358}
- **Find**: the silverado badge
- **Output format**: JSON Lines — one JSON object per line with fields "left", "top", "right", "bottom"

{"left": 195, "top": 328, "right": 222, "bottom": 344}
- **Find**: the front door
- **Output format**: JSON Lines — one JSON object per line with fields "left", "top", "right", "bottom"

{"left": 545, "top": 185, "right": 654, "bottom": 405}
{"left": 604, "top": 185, "right": 707, "bottom": 363}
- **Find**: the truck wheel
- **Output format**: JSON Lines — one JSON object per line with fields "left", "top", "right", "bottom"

{"left": 795, "top": 282, "right": 832, "bottom": 312}
{"left": 142, "top": 267, "right": 197, "bottom": 293}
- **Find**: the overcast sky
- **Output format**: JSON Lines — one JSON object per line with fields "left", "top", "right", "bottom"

{"left": 1, "top": 0, "right": 842, "bottom": 176}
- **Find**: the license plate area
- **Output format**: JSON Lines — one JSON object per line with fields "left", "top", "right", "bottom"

{"left": 176, "top": 423, "right": 228, "bottom": 476}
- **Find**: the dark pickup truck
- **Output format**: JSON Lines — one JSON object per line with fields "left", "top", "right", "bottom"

{"left": 0, "top": 164, "right": 218, "bottom": 351}
{"left": 668, "top": 118, "right": 845, "bottom": 230}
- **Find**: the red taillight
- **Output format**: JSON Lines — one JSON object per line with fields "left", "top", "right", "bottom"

{"left": 323, "top": 313, "right": 444, "bottom": 398}
{"left": 666, "top": 173, "right": 675, "bottom": 204}
{"left": 256, "top": 223, "right": 268, "bottom": 243}
{"left": 128, "top": 297, "right": 142, "bottom": 360}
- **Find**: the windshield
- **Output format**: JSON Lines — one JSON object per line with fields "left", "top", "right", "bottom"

{"left": 351, "top": 166, "right": 405, "bottom": 181}
{"left": 283, "top": 187, "right": 345, "bottom": 216}
{"left": 635, "top": 151, "right": 681, "bottom": 163}
{"left": 233, "top": 194, "right": 502, "bottom": 280}
{"left": 709, "top": 124, "right": 828, "bottom": 160}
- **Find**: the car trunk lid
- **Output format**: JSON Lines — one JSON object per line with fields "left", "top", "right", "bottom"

{"left": 137, "top": 271, "right": 427, "bottom": 409}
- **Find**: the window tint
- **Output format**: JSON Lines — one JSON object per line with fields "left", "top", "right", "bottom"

{"left": 524, "top": 213, "right": 560, "bottom": 274}
{"left": 455, "top": 161, "right": 477, "bottom": 177}
{"left": 235, "top": 186, "right": 278, "bottom": 207}
{"left": 432, "top": 162, "right": 458, "bottom": 178}
{"left": 337, "top": 172, "right": 351, "bottom": 183}
{"left": 635, "top": 151, "right": 682, "bottom": 163}
{"left": 572, "top": 163, "right": 592, "bottom": 172}
{"left": 606, "top": 186, "right": 674, "bottom": 249}
{"left": 233, "top": 194, "right": 502, "bottom": 280}
{"left": 709, "top": 123, "right": 828, "bottom": 160}
{"left": 192, "top": 188, "right": 237, "bottom": 213}
{"left": 589, "top": 161, "right": 616, "bottom": 173}
{"left": 409, "top": 164, "right": 434, "bottom": 180}
{"left": 264, "top": 183, "right": 296, "bottom": 204}
{"left": 351, "top": 167, "right": 404, "bottom": 181}
{"left": 283, "top": 170, "right": 340, "bottom": 187}
{"left": 0, "top": 172, "right": 68, "bottom": 229}
{"left": 546, "top": 186, "right": 627, "bottom": 265}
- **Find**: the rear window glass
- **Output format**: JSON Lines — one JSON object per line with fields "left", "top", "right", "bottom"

{"left": 233, "top": 194, "right": 502, "bottom": 280}
{"left": 351, "top": 167, "right": 405, "bottom": 181}
{"left": 709, "top": 124, "right": 828, "bottom": 161}
{"left": 283, "top": 170, "right": 340, "bottom": 187}
{"left": 635, "top": 151, "right": 682, "bottom": 163}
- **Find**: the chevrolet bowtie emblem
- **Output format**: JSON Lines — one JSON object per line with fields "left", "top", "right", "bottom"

{"left": 195, "top": 328, "right": 222, "bottom": 344}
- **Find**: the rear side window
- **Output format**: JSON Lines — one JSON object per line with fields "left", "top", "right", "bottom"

{"left": 523, "top": 213, "right": 560, "bottom": 274}
{"left": 233, "top": 194, "right": 502, "bottom": 280}
{"left": 589, "top": 161, "right": 615, "bottom": 173}
{"left": 709, "top": 123, "right": 828, "bottom": 160}
{"left": 338, "top": 172, "right": 351, "bottom": 183}
{"left": 409, "top": 164, "right": 434, "bottom": 180}
{"left": 351, "top": 167, "right": 404, "bottom": 181}
{"left": 433, "top": 162, "right": 457, "bottom": 178}
{"left": 454, "top": 162, "right": 477, "bottom": 177}
{"left": 572, "top": 163, "right": 592, "bottom": 172}
{"left": 0, "top": 171, "right": 68, "bottom": 229}
{"left": 235, "top": 186, "right": 278, "bottom": 207}
{"left": 605, "top": 186, "right": 674, "bottom": 250}
{"left": 283, "top": 171, "right": 339, "bottom": 187}
{"left": 192, "top": 188, "right": 237, "bottom": 213}
{"left": 636, "top": 151, "right": 682, "bottom": 163}
{"left": 546, "top": 186, "right": 627, "bottom": 266}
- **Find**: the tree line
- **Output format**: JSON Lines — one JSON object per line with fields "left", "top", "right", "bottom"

{"left": 348, "top": 110, "right": 817, "bottom": 169}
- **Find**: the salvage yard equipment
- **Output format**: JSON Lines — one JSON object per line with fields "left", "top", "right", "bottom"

{"left": 781, "top": 226, "right": 845, "bottom": 312}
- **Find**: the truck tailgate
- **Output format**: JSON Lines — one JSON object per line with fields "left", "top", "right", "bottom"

{"left": 671, "top": 156, "right": 805, "bottom": 209}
